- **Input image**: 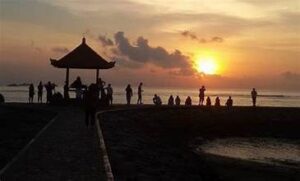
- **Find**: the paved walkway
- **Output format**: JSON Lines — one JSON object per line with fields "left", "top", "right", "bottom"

{"left": 1, "top": 105, "right": 106, "bottom": 181}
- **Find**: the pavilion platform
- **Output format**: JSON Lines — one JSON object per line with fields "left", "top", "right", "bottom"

{"left": 0, "top": 104, "right": 107, "bottom": 181}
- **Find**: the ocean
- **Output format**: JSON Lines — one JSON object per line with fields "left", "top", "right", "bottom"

{"left": 0, "top": 86, "right": 299, "bottom": 107}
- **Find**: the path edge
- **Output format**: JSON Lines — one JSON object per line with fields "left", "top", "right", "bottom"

{"left": 0, "top": 113, "right": 59, "bottom": 176}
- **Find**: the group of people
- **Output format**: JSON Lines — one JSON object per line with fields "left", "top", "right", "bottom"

{"left": 28, "top": 79, "right": 258, "bottom": 108}
{"left": 152, "top": 86, "right": 257, "bottom": 107}
{"left": 28, "top": 81, "right": 56, "bottom": 103}
{"left": 160, "top": 94, "right": 232, "bottom": 107}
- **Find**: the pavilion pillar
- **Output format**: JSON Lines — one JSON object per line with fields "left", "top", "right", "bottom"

{"left": 66, "top": 68, "right": 70, "bottom": 87}
{"left": 96, "top": 69, "right": 99, "bottom": 83}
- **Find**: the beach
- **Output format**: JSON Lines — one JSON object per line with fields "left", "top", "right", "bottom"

{"left": 99, "top": 106, "right": 300, "bottom": 180}
{"left": 1, "top": 103, "right": 299, "bottom": 180}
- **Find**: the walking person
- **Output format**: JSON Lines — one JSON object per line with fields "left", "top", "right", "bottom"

{"left": 125, "top": 84, "right": 133, "bottom": 105}
{"left": 137, "top": 82, "right": 143, "bottom": 104}
{"left": 37, "top": 81, "right": 43, "bottom": 103}
{"left": 106, "top": 84, "right": 113, "bottom": 105}
{"left": 199, "top": 86, "right": 206, "bottom": 105}
{"left": 251, "top": 88, "right": 258, "bottom": 107}
{"left": 29, "top": 83, "right": 35, "bottom": 103}
{"left": 84, "top": 84, "right": 98, "bottom": 127}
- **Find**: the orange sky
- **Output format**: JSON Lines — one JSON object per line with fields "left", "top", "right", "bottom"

{"left": 0, "top": 0, "right": 299, "bottom": 90}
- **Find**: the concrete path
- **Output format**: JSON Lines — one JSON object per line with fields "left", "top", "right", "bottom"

{"left": 1, "top": 105, "right": 106, "bottom": 181}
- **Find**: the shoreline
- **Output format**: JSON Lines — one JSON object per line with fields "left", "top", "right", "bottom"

{"left": 99, "top": 106, "right": 300, "bottom": 180}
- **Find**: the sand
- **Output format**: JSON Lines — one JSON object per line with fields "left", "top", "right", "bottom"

{"left": 99, "top": 106, "right": 300, "bottom": 181}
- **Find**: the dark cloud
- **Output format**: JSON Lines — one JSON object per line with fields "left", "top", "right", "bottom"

{"left": 98, "top": 35, "right": 114, "bottom": 47}
{"left": 281, "top": 71, "right": 300, "bottom": 81}
{"left": 52, "top": 47, "right": 69, "bottom": 53}
{"left": 211, "top": 36, "right": 223, "bottom": 43}
{"left": 114, "top": 31, "right": 193, "bottom": 75}
{"left": 181, "top": 30, "right": 224, "bottom": 43}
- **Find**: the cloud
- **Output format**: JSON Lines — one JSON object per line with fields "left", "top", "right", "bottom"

{"left": 98, "top": 35, "right": 114, "bottom": 47}
{"left": 51, "top": 47, "right": 69, "bottom": 53}
{"left": 181, "top": 30, "right": 224, "bottom": 43}
{"left": 113, "top": 31, "right": 193, "bottom": 75}
{"left": 281, "top": 71, "right": 300, "bottom": 81}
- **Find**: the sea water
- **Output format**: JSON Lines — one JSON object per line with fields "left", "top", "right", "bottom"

{"left": 196, "top": 137, "right": 300, "bottom": 168}
{"left": 0, "top": 86, "right": 300, "bottom": 107}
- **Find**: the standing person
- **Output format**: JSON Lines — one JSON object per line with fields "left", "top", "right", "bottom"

{"left": 84, "top": 84, "right": 98, "bottom": 127}
{"left": 199, "top": 86, "right": 206, "bottom": 105}
{"left": 63, "top": 81, "right": 69, "bottom": 100}
{"left": 45, "top": 81, "right": 53, "bottom": 103}
{"left": 71, "top": 76, "right": 83, "bottom": 100}
{"left": 29, "top": 83, "right": 35, "bottom": 103}
{"left": 125, "top": 84, "right": 133, "bottom": 105}
{"left": 175, "top": 96, "right": 181, "bottom": 106}
{"left": 251, "top": 88, "right": 258, "bottom": 107}
{"left": 106, "top": 84, "right": 113, "bottom": 105}
{"left": 137, "top": 82, "right": 143, "bottom": 104}
{"left": 97, "top": 78, "right": 106, "bottom": 100}
{"left": 37, "top": 81, "right": 43, "bottom": 103}
{"left": 226, "top": 96, "right": 233, "bottom": 107}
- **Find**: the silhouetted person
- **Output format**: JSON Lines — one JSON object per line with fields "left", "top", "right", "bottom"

{"left": 137, "top": 82, "right": 143, "bottom": 104}
{"left": 251, "top": 88, "right": 257, "bottom": 107}
{"left": 84, "top": 84, "right": 98, "bottom": 127}
{"left": 63, "top": 81, "right": 69, "bottom": 100}
{"left": 29, "top": 83, "right": 35, "bottom": 103}
{"left": 175, "top": 95, "right": 181, "bottom": 106}
{"left": 185, "top": 96, "right": 192, "bottom": 106}
{"left": 38, "top": 81, "right": 43, "bottom": 103}
{"left": 168, "top": 95, "right": 174, "bottom": 106}
{"left": 226, "top": 96, "right": 233, "bottom": 107}
{"left": 125, "top": 84, "right": 133, "bottom": 105}
{"left": 153, "top": 94, "right": 162, "bottom": 105}
{"left": 215, "top": 96, "right": 221, "bottom": 107}
{"left": 97, "top": 78, "right": 106, "bottom": 99}
{"left": 71, "top": 76, "right": 83, "bottom": 100}
{"left": 199, "top": 86, "right": 206, "bottom": 105}
{"left": 45, "top": 81, "right": 53, "bottom": 103}
{"left": 0, "top": 93, "right": 4, "bottom": 103}
{"left": 206, "top": 96, "right": 211, "bottom": 106}
{"left": 106, "top": 84, "right": 113, "bottom": 105}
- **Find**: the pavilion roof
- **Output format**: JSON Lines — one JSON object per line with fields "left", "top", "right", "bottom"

{"left": 50, "top": 38, "right": 115, "bottom": 69}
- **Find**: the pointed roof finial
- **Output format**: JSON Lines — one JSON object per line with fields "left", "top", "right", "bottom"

{"left": 82, "top": 37, "right": 86, "bottom": 44}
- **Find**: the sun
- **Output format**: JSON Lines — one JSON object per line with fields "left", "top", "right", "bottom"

{"left": 195, "top": 57, "right": 218, "bottom": 75}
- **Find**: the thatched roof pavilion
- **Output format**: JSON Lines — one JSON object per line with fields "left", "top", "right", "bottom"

{"left": 50, "top": 38, "right": 115, "bottom": 87}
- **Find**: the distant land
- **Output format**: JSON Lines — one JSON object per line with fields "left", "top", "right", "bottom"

{"left": 6, "top": 83, "right": 31, "bottom": 87}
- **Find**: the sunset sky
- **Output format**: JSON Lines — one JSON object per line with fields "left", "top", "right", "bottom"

{"left": 0, "top": 0, "right": 299, "bottom": 90}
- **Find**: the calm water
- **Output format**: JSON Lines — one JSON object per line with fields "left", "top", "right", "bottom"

{"left": 196, "top": 138, "right": 300, "bottom": 168}
{"left": 0, "top": 86, "right": 300, "bottom": 107}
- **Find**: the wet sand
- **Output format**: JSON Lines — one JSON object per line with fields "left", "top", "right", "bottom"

{"left": 99, "top": 106, "right": 300, "bottom": 181}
